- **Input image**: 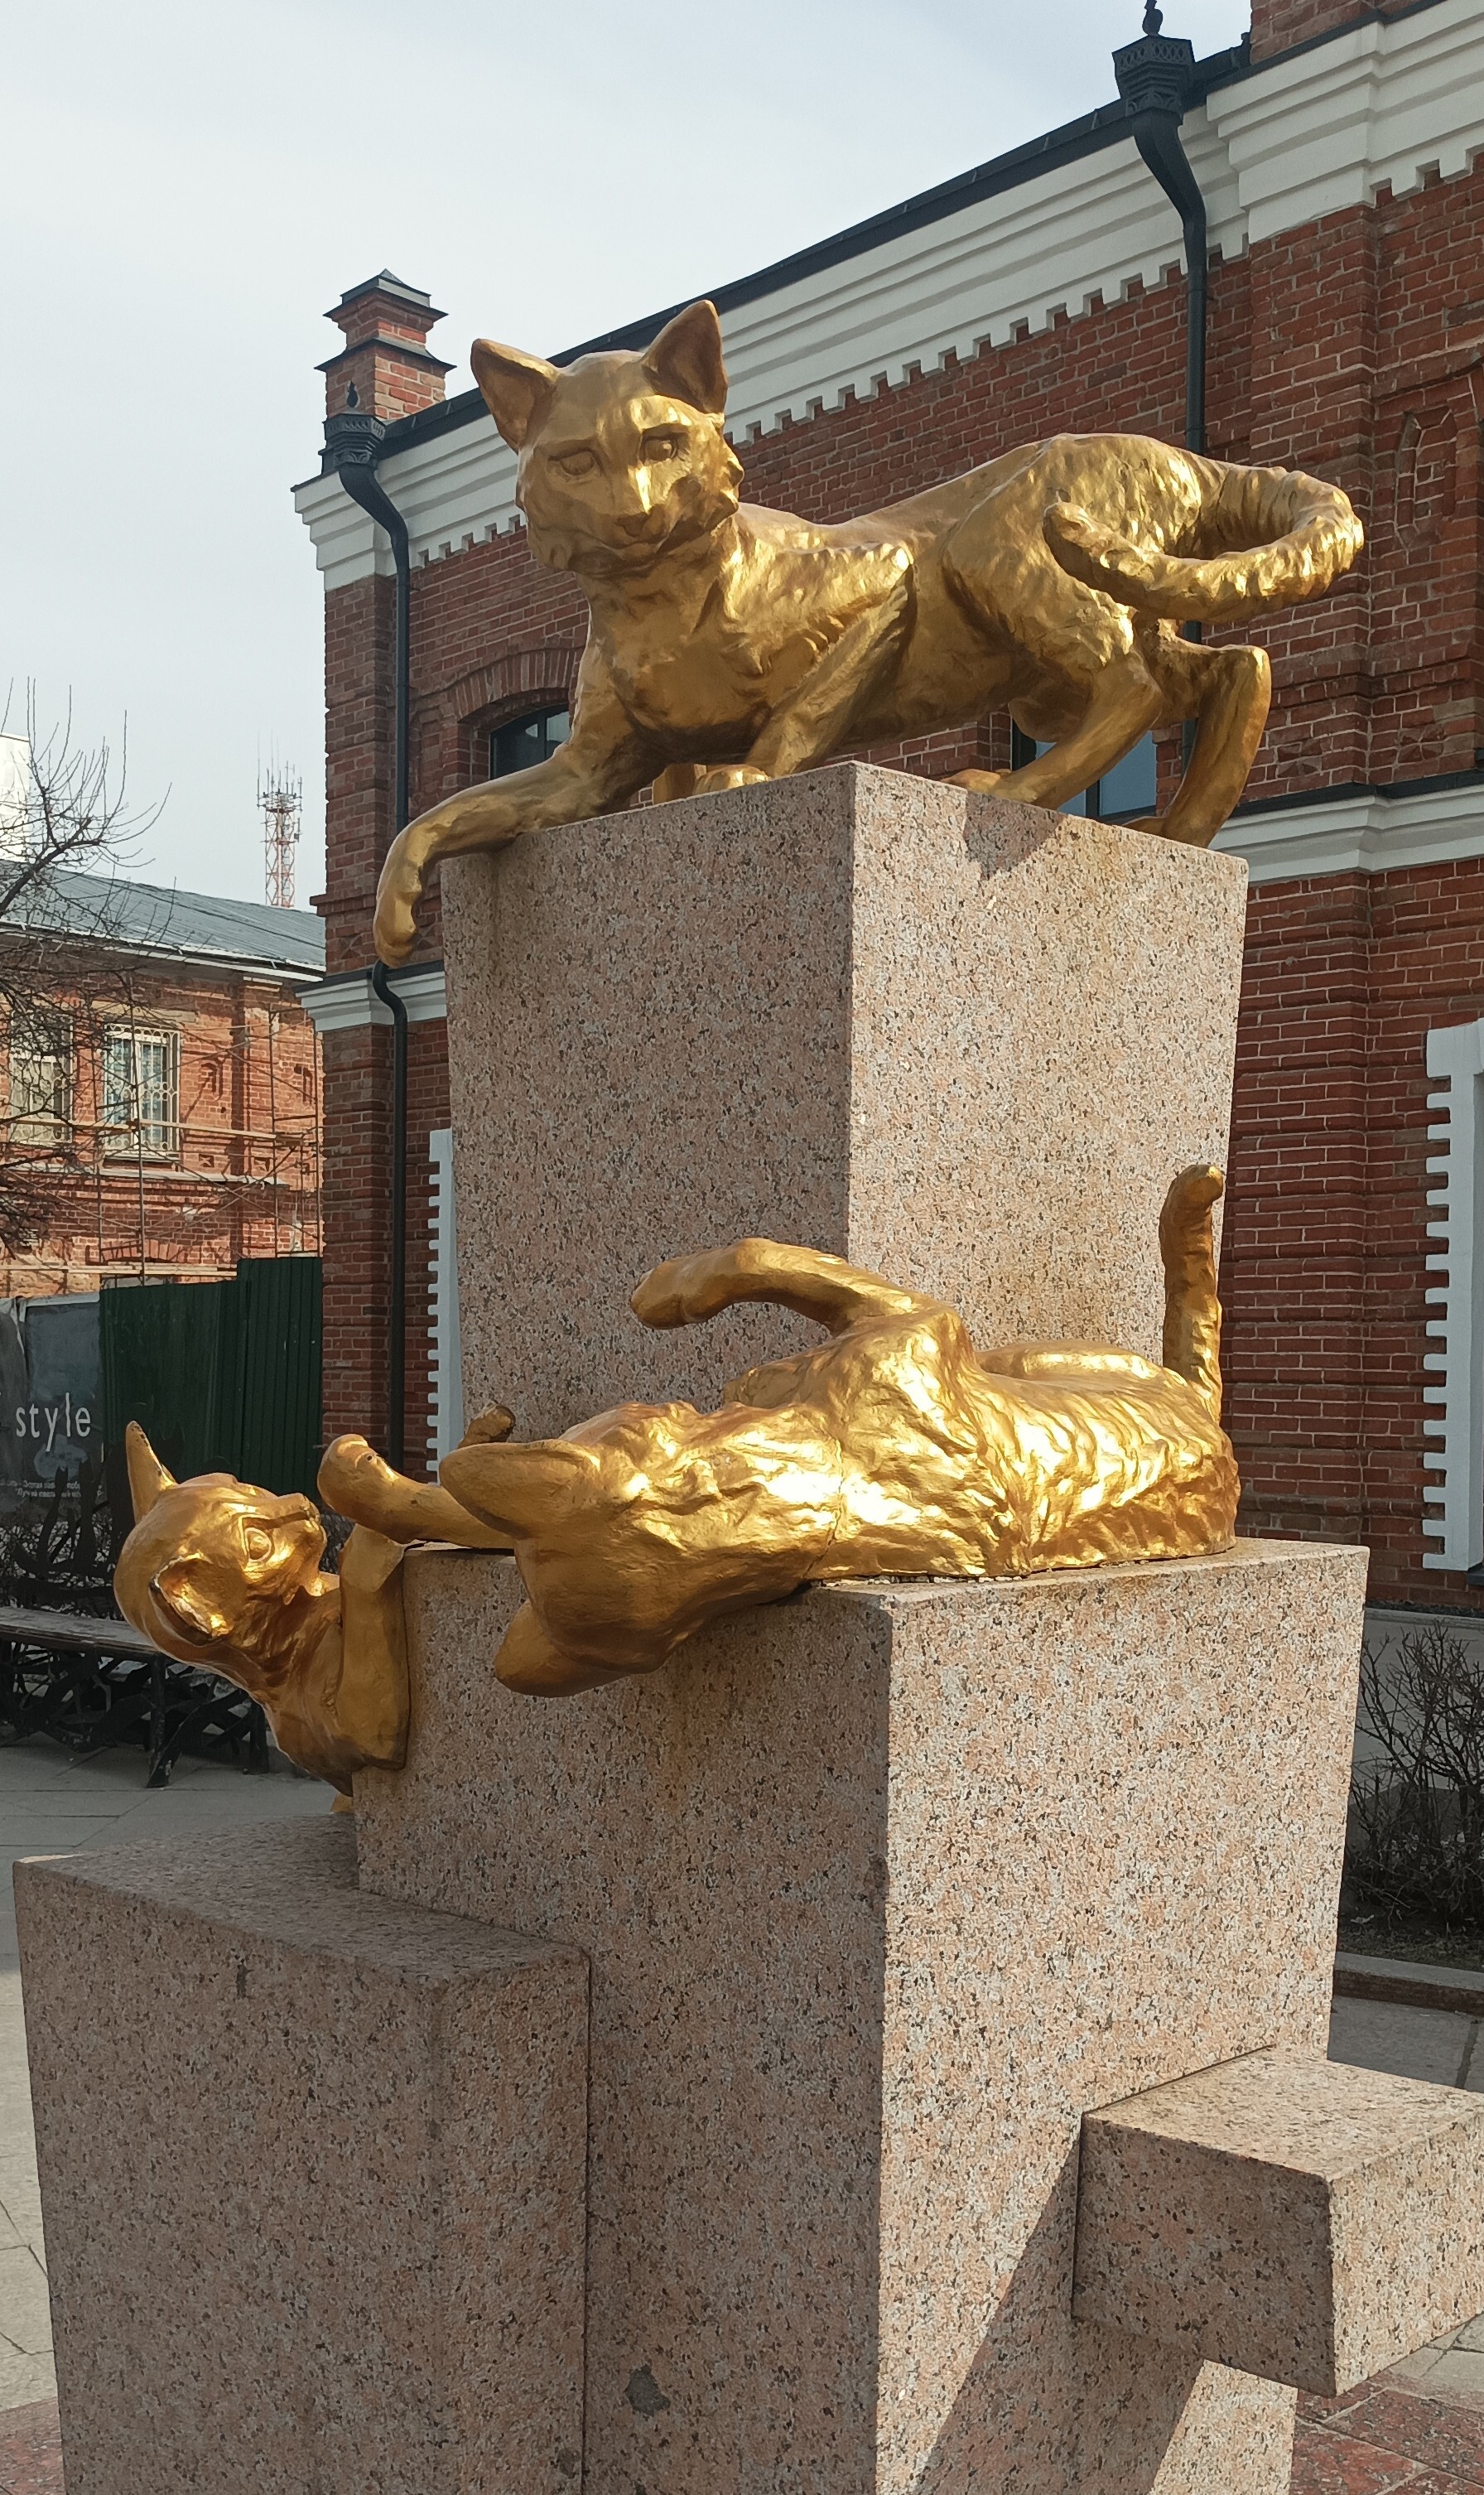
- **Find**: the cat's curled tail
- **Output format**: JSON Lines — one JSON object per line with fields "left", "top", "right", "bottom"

{"left": 1041, "top": 459, "right": 1362, "bottom": 624}
{"left": 1160, "top": 1166, "right": 1225, "bottom": 1420}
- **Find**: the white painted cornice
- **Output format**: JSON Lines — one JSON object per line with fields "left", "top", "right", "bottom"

{"left": 1212, "top": 0, "right": 1484, "bottom": 242}
{"left": 297, "top": 963, "right": 446, "bottom": 1032}
{"left": 1214, "top": 776, "right": 1484, "bottom": 882}
{"left": 296, "top": 2, "right": 1484, "bottom": 594}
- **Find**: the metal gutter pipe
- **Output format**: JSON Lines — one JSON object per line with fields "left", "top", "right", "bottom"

{"left": 1113, "top": 6, "right": 1208, "bottom": 456}
{"left": 322, "top": 407, "right": 412, "bottom": 1469}
{"left": 1114, "top": 7, "right": 1212, "bottom": 764}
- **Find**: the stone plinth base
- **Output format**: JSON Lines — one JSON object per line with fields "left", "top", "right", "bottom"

{"left": 16, "top": 1821, "right": 587, "bottom": 2495}
{"left": 441, "top": 765, "right": 1248, "bottom": 1433}
{"left": 1074, "top": 2045, "right": 1484, "bottom": 2394}
{"left": 348, "top": 1534, "right": 1368, "bottom": 2494}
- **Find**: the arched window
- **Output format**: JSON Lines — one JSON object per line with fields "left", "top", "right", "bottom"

{"left": 489, "top": 705, "right": 570, "bottom": 779}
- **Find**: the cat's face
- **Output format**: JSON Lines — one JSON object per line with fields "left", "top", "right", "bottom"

{"left": 471, "top": 300, "right": 743, "bottom": 580}
{"left": 115, "top": 1430, "right": 327, "bottom": 1695}
{"left": 442, "top": 1400, "right": 841, "bottom": 1675}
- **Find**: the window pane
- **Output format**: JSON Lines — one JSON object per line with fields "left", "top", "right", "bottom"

{"left": 102, "top": 1032, "right": 132, "bottom": 1134}
{"left": 10, "top": 1011, "right": 70, "bottom": 1144}
{"left": 1010, "top": 726, "right": 1158, "bottom": 820}
{"left": 491, "top": 705, "right": 571, "bottom": 779}
{"left": 102, "top": 1029, "right": 177, "bottom": 1158}
{"left": 1029, "top": 736, "right": 1086, "bottom": 815}
{"left": 1096, "top": 733, "right": 1159, "bottom": 818}
{"left": 137, "top": 1036, "right": 171, "bottom": 1154}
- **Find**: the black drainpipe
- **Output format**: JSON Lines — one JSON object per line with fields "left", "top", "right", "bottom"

{"left": 322, "top": 407, "right": 411, "bottom": 1469}
{"left": 1113, "top": 5, "right": 1210, "bottom": 762}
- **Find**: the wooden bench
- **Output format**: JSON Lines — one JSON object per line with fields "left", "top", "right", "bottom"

{"left": 0, "top": 1605, "right": 270, "bottom": 1788}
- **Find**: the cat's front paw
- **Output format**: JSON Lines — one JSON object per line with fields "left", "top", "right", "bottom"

{"left": 693, "top": 765, "right": 772, "bottom": 795}
{"left": 373, "top": 832, "right": 426, "bottom": 966}
{"left": 946, "top": 769, "right": 1008, "bottom": 794}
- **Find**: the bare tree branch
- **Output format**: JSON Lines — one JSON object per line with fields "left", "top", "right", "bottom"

{"left": 0, "top": 693, "right": 166, "bottom": 1253}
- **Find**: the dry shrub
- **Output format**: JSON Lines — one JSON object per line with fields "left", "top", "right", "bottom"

{"left": 1347, "top": 1619, "right": 1484, "bottom": 1933}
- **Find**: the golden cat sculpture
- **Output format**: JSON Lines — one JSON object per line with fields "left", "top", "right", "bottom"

{"left": 443, "top": 1165, "right": 1238, "bottom": 1698}
{"left": 113, "top": 1168, "right": 1234, "bottom": 1741}
{"left": 373, "top": 296, "right": 1361, "bottom": 963}
{"left": 113, "top": 1421, "right": 511, "bottom": 1793}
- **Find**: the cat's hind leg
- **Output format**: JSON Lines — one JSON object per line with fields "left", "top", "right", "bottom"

{"left": 1137, "top": 640, "right": 1271, "bottom": 847}
{"left": 632, "top": 1238, "right": 934, "bottom": 1336}
{"left": 947, "top": 655, "right": 1161, "bottom": 811}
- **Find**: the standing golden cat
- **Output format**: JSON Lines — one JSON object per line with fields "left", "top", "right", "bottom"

{"left": 373, "top": 297, "right": 1361, "bottom": 963}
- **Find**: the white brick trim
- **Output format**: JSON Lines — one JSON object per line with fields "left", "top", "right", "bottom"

{"left": 1423, "top": 1016, "right": 1484, "bottom": 1572}
{"left": 1215, "top": 778, "right": 1484, "bottom": 883}
{"left": 428, "top": 1126, "right": 463, "bottom": 1467}
{"left": 296, "top": 964, "right": 447, "bottom": 1033}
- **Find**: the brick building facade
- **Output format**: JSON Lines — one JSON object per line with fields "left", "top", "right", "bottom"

{"left": 1, "top": 873, "right": 324, "bottom": 1295}
{"left": 296, "top": 0, "right": 1484, "bottom": 1609}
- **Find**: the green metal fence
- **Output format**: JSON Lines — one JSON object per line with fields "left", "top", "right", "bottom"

{"left": 99, "top": 1257, "right": 323, "bottom": 1497}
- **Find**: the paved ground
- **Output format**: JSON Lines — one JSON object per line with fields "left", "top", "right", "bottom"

{"left": 1, "top": 1739, "right": 1483, "bottom": 2488}
{"left": 1295, "top": 2381, "right": 1484, "bottom": 2490}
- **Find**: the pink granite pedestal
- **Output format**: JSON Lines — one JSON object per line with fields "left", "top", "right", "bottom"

{"left": 13, "top": 775, "right": 1400, "bottom": 2492}
{"left": 348, "top": 1532, "right": 1369, "bottom": 2495}
{"left": 439, "top": 764, "right": 1249, "bottom": 1431}
{"left": 16, "top": 1820, "right": 588, "bottom": 2495}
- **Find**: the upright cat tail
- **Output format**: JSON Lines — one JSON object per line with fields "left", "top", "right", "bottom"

{"left": 1042, "top": 463, "right": 1363, "bottom": 625}
{"left": 1160, "top": 1166, "right": 1224, "bottom": 1420}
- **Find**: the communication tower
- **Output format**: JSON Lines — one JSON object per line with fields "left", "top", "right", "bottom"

{"left": 259, "top": 765, "right": 302, "bottom": 910}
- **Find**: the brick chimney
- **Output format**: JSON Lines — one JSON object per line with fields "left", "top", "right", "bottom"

{"left": 320, "top": 272, "right": 452, "bottom": 422}
{"left": 1250, "top": 0, "right": 1409, "bottom": 64}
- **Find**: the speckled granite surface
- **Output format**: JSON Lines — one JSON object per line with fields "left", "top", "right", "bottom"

{"left": 1075, "top": 2046, "right": 1484, "bottom": 2394}
{"left": 12, "top": 772, "right": 1384, "bottom": 2492}
{"left": 14, "top": 2376, "right": 1484, "bottom": 2495}
{"left": 14, "top": 1822, "right": 588, "bottom": 2495}
{"left": 351, "top": 1532, "right": 1367, "bottom": 2493}
{"left": 440, "top": 765, "right": 1247, "bottom": 1436}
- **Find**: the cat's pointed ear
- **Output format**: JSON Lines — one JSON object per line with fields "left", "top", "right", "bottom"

{"left": 470, "top": 338, "right": 561, "bottom": 451}
{"left": 643, "top": 300, "right": 728, "bottom": 417}
{"left": 151, "top": 1559, "right": 228, "bottom": 1647}
{"left": 125, "top": 1421, "right": 176, "bottom": 1519}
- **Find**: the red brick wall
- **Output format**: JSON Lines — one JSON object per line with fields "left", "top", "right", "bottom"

{"left": 322, "top": 342, "right": 449, "bottom": 423}
{"left": 1226, "top": 856, "right": 1484, "bottom": 1600}
{"left": 318, "top": 118, "right": 1484, "bottom": 1594}
{"left": 0, "top": 966, "right": 320, "bottom": 1296}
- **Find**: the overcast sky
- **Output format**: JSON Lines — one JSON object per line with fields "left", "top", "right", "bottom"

{"left": 2, "top": 0, "right": 1250, "bottom": 906}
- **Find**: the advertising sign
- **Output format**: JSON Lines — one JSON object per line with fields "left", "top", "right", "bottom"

{"left": 0, "top": 1294, "right": 102, "bottom": 1493}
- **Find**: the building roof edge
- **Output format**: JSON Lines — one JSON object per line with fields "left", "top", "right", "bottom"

{"left": 370, "top": 33, "right": 1252, "bottom": 460}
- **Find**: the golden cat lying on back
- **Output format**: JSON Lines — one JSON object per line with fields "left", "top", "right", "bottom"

{"left": 113, "top": 1171, "right": 1236, "bottom": 1759}
{"left": 373, "top": 297, "right": 1361, "bottom": 963}
{"left": 443, "top": 1166, "right": 1238, "bottom": 1696}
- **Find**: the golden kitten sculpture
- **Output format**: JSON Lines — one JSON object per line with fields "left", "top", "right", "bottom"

{"left": 444, "top": 1165, "right": 1238, "bottom": 1699}
{"left": 113, "top": 1168, "right": 1236, "bottom": 1749}
{"left": 373, "top": 296, "right": 1361, "bottom": 963}
{"left": 113, "top": 1421, "right": 510, "bottom": 1793}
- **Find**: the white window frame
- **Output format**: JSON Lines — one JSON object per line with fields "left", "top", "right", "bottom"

{"left": 8, "top": 1006, "right": 72, "bottom": 1147}
{"left": 100, "top": 1026, "right": 180, "bottom": 1163}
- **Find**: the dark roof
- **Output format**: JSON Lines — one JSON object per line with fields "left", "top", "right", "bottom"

{"left": 376, "top": 31, "right": 1251, "bottom": 461}
{"left": 330, "top": 270, "right": 442, "bottom": 318}
{"left": 0, "top": 869, "right": 325, "bottom": 977}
